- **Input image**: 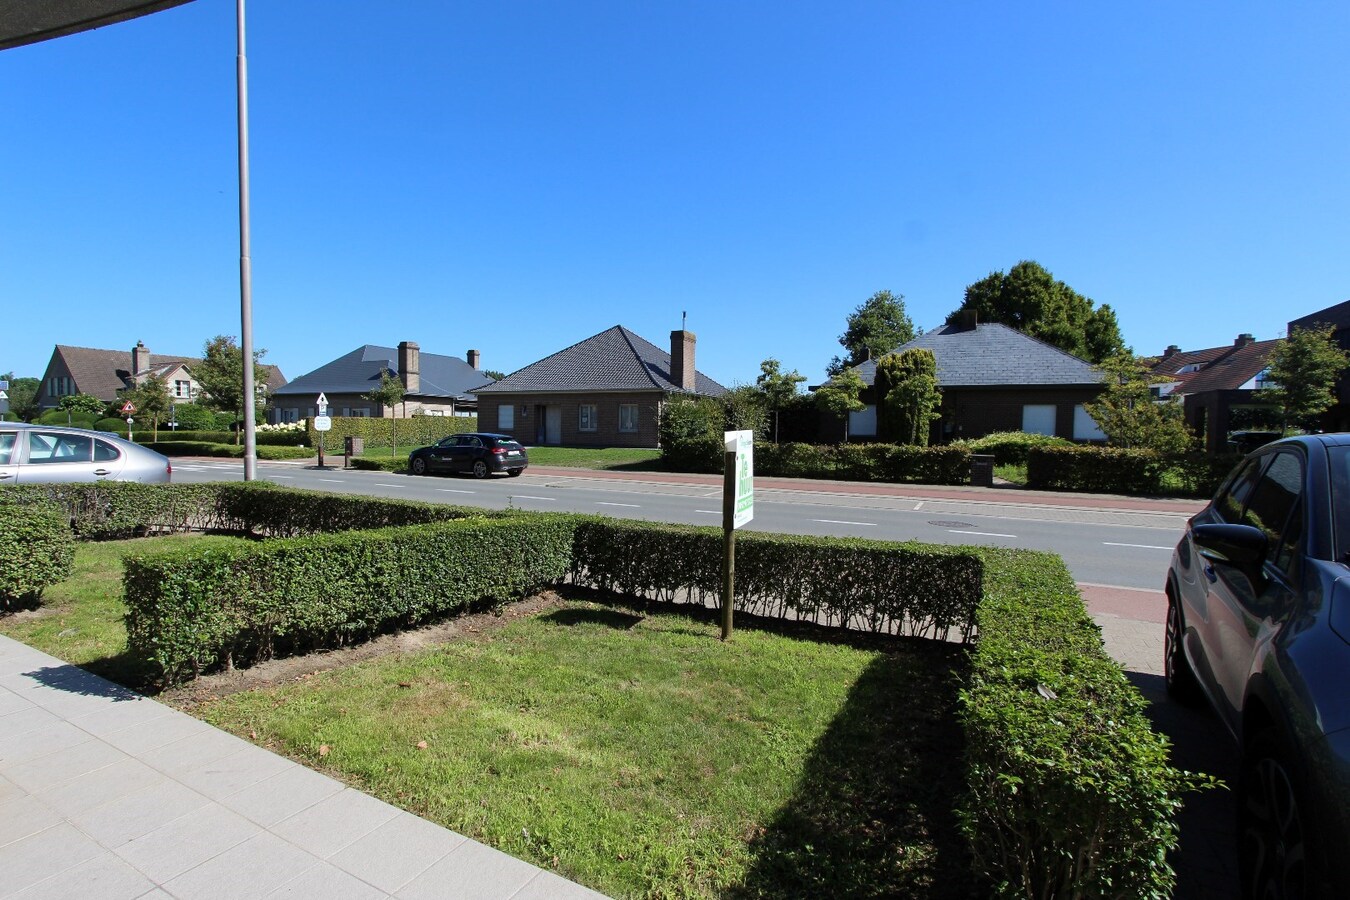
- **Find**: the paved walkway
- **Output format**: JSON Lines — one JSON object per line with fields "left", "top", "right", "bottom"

{"left": 0, "top": 637, "right": 606, "bottom": 900}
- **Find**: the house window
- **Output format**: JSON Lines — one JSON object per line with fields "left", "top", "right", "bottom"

{"left": 174, "top": 380, "right": 191, "bottom": 398}
{"left": 1255, "top": 368, "right": 1277, "bottom": 390}
{"left": 1073, "top": 405, "right": 1106, "bottom": 441}
{"left": 848, "top": 404, "right": 877, "bottom": 437}
{"left": 48, "top": 376, "right": 73, "bottom": 397}
{"left": 578, "top": 404, "right": 597, "bottom": 432}
{"left": 1021, "top": 405, "right": 1057, "bottom": 436}
{"left": 498, "top": 404, "right": 515, "bottom": 431}
{"left": 619, "top": 403, "right": 639, "bottom": 433}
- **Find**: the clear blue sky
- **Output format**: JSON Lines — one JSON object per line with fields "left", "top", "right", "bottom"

{"left": 4, "top": 1, "right": 1347, "bottom": 389}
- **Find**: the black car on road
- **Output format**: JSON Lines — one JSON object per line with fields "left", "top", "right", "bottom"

{"left": 407, "top": 432, "right": 527, "bottom": 478}
{"left": 1166, "top": 434, "right": 1350, "bottom": 899}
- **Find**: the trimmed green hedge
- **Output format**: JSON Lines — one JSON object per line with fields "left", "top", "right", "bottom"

{"left": 0, "top": 483, "right": 223, "bottom": 540}
{"left": 955, "top": 431, "right": 1075, "bottom": 465}
{"left": 143, "top": 441, "right": 313, "bottom": 460}
{"left": 1027, "top": 446, "right": 1241, "bottom": 498}
{"left": 349, "top": 456, "right": 406, "bottom": 472}
{"left": 960, "top": 548, "right": 1212, "bottom": 898}
{"left": 570, "top": 519, "right": 982, "bottom": 639}
{"left": 0, "top": 501, "right": 75, "bottom": 609}
{"left": 124, "top": 515, "right": 575, "bottom": 681}
{"left": 755, "top": 442, "right": 972, "bottom": 485}
{"left": 207, "top": 482, "right": 497, "bottom": 537}
{"left": 307, "top": 415, "right": 478, "bottom": 450}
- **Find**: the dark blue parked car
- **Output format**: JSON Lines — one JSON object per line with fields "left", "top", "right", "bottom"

{"left": 407, "top": 432, "right": 527, "bottom": 479}
{"left": 1166, "top": 434, "right": 1350, "bottom": 900}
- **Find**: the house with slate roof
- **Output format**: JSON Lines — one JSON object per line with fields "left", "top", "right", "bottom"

{"left": 36, "top": 342, "right": 287, "bottom": 414}
{"left": 1148, "top": 333, "right": 1281, "bottom": 453}
{"left": 473, "top": 326, "right": 727, "bottom": 447}
{"left": 270, "top": 342, "right": 491, "bottom": 423}
{"left": 821, "top": 315, "right": 1107, "bottom": 443}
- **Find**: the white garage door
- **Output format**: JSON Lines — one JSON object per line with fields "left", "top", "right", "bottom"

{"left": 1021, "top": 404, "right": 1057, "bottom": 436}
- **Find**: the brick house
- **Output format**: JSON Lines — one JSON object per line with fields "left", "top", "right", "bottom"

{"left": 36, "top": 342, "right": 287, "bottom": 414}
{"left": 1288, "top": 300, "right": 1350, "bottom": 432}
{"left": 819, "top": 316, "right": 1107, "bottom": 443}
{"left": 473, "top": 326, "right": 726, "bottom": 447}
{"left": 1148, "top": 333, "right": 1280, "bottom": 453}
{"left": 270, "top": 342, "right": 490, "bottom": 423}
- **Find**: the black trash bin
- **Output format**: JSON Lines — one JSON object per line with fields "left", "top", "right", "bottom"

{"left": 970, "top": 453, "right": 995, "bottom": 487}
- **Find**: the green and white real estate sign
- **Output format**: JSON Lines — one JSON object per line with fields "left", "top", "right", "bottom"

{"left": 726, "top": 429, "right": 754, "bottom": 529}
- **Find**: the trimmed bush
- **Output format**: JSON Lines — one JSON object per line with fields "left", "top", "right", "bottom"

{"left": 124, "top": 514, "right": 576, "bottom": 681}
{"left": 349, "top": 456, "right": 406, "bottom": 472}
{"left": 956, "top": 431, "right": 1075, "bottom": 465}
{"left": 756, "top": 442, "right": 972, "bottom": 485}
{"left": 570, "top": 519, "right": 982, "bottom": 639}
{"left": 0, "top": 482, "right": 224, "bottom": 540}
{"left": 0, "top": 501, "right": 74, "bottom": 609}
{"left": 1027, "top": 445, "right": 1166, "bottom": 495}
{"left": 1169, "top": 452, "right": 1242, "bottom": 498}
{"left": 959, "top": 548, "right": 1212, "bottom": 898}
{"left": 308, "top": 415, "right": 478, "bottom": 451}
{"left": 208, "top": 482, "right": 496, "bottom": 537}
{"left": 143, "top": 441, "right": 313, "bottom": 460}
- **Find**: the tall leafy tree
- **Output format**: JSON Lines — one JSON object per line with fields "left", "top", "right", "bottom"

{"left": 755, "top": 358, "right": 806, "bottom": 443}
{"left": 365, "top": 368, "right": 407, "bottom": 454}
{"left": 874, "top": 350, "right": 942, "bottom": 446}
{"left": 2, "top": 375, "right": 40, "bottom": 421}
{"left": 814, "top": 368, "right": 866, "bottom": 442}
{"left": 59, "top": 393, "right": 106, "bottom": 416}
{"left": 120, "top": 374, "right": 173, "bottom": 440}
{"left": 827, "top": 290, "right": 917, "bottom": 376}
{"left": 193, "top": 335, "right": 271, "bottom": 444}
{"left": 947, "top": 261, "right": 1125, "bottom": 363}
{"left": 1084, "top": 353, "right": 1193, "bottom": 453}
{"left": 1258, "top": 324, "right": 1350, "bottom": 432}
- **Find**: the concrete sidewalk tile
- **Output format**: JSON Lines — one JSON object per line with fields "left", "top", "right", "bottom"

{"left": 175, "top": 744, "right": 296, "bottom": 800}
{"left": 0, "top": 705, "right": 62, "bottom": 740}
{"left": 220, "top": 762, "right": 344, "bottom": 828}
{"left": 396, "top": 839, "right": 538, "bottom": 900}
{"left": 329, "top": 812, "right": 464, "bottom": 893}
{"left": 162, "top": 832, "right": 324, "bottom": 900}
{"left": 69, "top": 778, "right": 211, "bottom": 849}
{"left": 69, "top": 697, "right": 174, "bottom": 738}
{"left": 0, "top": 686, "right": 36, "bottom": 717}
{"left": 0, "top": 823, "right": 103, "bottom": 898}
{"left": 37, "top": 758, "right": 166, "bottom": 819}
{"left": 100, "top": 709, "right": 212, "bottom": 756}
{"left": 4, "top": 738, "right": 129, "bottom": 794}
{"left": 0, "top": 773, "right": 27, "bottom": 803}
{"left": 113, "top": 802, "right": 258, "bottom": 883}
{"left": 510, "top": 870, "right": 609, "bottom": 900}
{"left": 0, "top": 794, "right": 63, "bottom": 850}
{"left": 10, "top": 851, "right": 155, "bottom": 900}
{"left": 137, "top": 725, "right": 255, "bottom": 778}
{"left": 134, "top": 891, "right": 174, "bottom": 899}
{"left": 264, "top": 862, "right": 391, "bottom": 899}
{"left": 272, "top": 787, "right": 402, "bottom": 859}
{"left": 0, "top": 720, "right": 91, "bottom": 767}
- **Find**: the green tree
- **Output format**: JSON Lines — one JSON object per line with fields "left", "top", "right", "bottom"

{"left": 59, "top": 393, "right": 106, "bottom": 416}
{"left": 721, "top": 385, "right": 768, "bottom": 439}
{"left": 2, "top": 375, "right": 40, "bottom": 421}
{"left": 657, "top": 396, "right": 724, "bottom": 472}
{"left": 1084, "top": 353, "right": 1193, "bottom": 453}
{"left": 193, "top": 335, "right": 272, "bottom": 445}
{"left": 482, "top": 369, "right": 506, "bottom": 381}
{"left": 814, "top": 368, "right": 867, "bottom": 442}
{"left": 874, "top": 349, "right": 942, "bottom": 446}
{"left": 119, "top": 374, "right": 173, "bottom": 440}
{"left": 827, "top": 290, "right": 917, "bottom": 376}
{"left": 947, "top": 261, "right": 1126, "bottom": 363}
{"left": 1258, "top": 324, "right": 1350, "bottom": 432}
{"left": 755, "top": 358, "right": 806, "bottom": 443}
{"left": 364, "top": 368, "right": 407, "bottom": 454}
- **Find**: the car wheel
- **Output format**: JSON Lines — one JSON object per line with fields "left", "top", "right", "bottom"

{"left": 507, "top": 468, "right": 523, "bottom": 477}
{"left": 1164, "top": 591, "right": 1204, "bottom": 705}
{"left": 1240, "top": 729, "right": 1319, "bottom": 900}
{"left": 410, "top": 457, "right": 427, "bottom": 476}
{"left": 471, "top": 459, "right": 489, "bottom": 479}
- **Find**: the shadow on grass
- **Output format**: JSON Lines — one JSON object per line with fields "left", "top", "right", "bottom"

{"left": 538, "top": 607, "right": 644, "bottom": 630}
{"left": 727, "top": 644, "right": 977, "bottom": 899}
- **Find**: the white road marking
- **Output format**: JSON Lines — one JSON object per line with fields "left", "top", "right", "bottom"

{"left": 270, "top": 475, "right": 294, "bottom": 479}
{"left": 597, "top": 502, "right": 641, "bottom": 508}
{"left": 695, "top": 510, "right": 720, "bottom": 515}
{"left": 949, "top": 529, "right": 1017, "bottom": 538}
{"left": 703, "top": 490, "right": 722, "bottom": 498}
{"left": 914, "top": 501, "right": 924, "bottom": 510}
{"left": 437, "top": 489, "right": 476, "bottom": 494}
{"left": 319, "top": 479, "right": 346, "bottom": 483}
{"left": 1103, "top": 542, "right": 1173, "bottom": 550}
{"left": 514, "top": 495, "right": 556, "bottom": 501}
{"left": 813, "top": 519, "right": 875, "bottom": 527}
{"left": 375, "top": 483, "right": 403, "bottom": 488}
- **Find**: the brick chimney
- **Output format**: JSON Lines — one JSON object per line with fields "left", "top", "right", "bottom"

{"left": 398, "top": 341, "right": 420, "bottom": 394}
{"left": 1234, "top": 333, "right": 1254, "bottom": 348}
{"left": 670, "top": 330, "right": 697, "bottom": 392}
{"left": 132, "top": 341, "right": 150, "bottom": 376}
{"left": 467, "top": 349, "right": 481, "bottom": 370}
{"left": 1162, "top": 344, "right": 1180, "bottom": 360}
{"left": 956, "top": 309, "right": 979, "bottom": 331}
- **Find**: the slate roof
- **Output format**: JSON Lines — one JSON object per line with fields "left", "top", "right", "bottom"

{"left": 847, "top": 323, "right": 1104, "bottom": 388}
{"left": 474, "top": 326, "right": 727, "bottom": 397}
{"left": 1165, "top": 340, "right": 1279, "bottom": 395}
{"left": 49, "top": 345, "right": 287, "bottom": 400}
{"left": 1149, "top": 346, "right": 1233, "bottom": 377}
{"left": 273, "top": 345, "right": 491, "bottom": 402}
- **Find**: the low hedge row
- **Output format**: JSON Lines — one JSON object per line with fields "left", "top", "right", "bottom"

{"left": 144, "top": 441, "right": 313, "bottom": 460}
{"left": 954, "top": 431, "right": 1075, "bottom": 465}
{"left": 0, "top": 483, "right": 223, "bottom": 540}
{"left": 306, "top": 415, "right": 478, "bottom": 450}
{"left": 124, "top": 515, "right": 575, "bottom": 681}
{"left": 755, "top": 442, "right": 972, "bottom": 485}
{"left": 570, "top": 518, "right": 982, "bottom": 639}
{"left": 1027, "top": 446, "right": 1240, "bottom": 497}
{"left": 0, "top": 501, "right": 75, "bottom": 609}
{"left": 137, "top": 430, "right": 310, "bottom": 447}
{"left": 959, "top": 547, "right": 1212, "bottom": 897}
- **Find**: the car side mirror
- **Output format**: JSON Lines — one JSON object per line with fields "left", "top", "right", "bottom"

{"left": 1193, "top": 523, "right": 1269, "bottom": 585}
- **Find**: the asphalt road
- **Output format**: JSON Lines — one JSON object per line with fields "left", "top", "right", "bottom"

{"left": 170, "top": 460, "right": 1189, "bottom": 590}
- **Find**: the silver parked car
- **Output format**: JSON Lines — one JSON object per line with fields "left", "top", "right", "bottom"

{"left": 0, "top": 423, "right": 171, "bottom": 484}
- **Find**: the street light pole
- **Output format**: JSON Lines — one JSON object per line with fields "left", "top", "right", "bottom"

{"left": 236, "top": 0, "right": 257, "bottom": 481}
